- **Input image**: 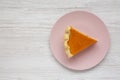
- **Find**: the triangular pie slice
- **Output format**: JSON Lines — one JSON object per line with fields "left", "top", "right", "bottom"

{"left": 64, "top": 26, "right": 97, "bottom": 58}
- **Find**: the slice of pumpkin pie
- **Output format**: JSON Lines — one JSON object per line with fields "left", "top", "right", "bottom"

{"left": 64, "top": 26, "right": 97, "bottom": 58}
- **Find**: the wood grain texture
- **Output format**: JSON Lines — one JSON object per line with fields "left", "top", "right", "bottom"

{"left": 0, "top": 0, "right": 120, "bottom": 80}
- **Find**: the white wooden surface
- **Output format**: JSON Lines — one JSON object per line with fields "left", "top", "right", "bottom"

{"left": 0, "top": 0, "right": 120, "bottom": 80}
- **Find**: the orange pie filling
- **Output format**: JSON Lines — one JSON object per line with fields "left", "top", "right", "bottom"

{"left": 64, "top": 26, "right": 97, "bottom": 58}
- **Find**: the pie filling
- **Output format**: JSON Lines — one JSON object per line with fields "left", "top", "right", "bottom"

{"left": 64, "top": 26, "right": 97, "bottom": 58}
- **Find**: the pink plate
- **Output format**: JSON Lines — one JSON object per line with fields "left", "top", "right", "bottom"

{"left": 50, "top": 11, "right": 110, "bottom": 70}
